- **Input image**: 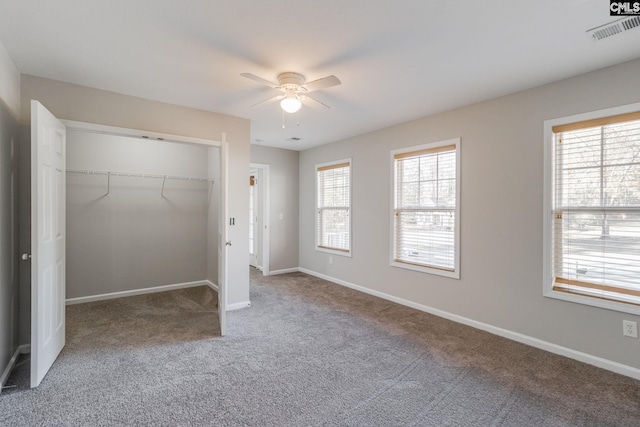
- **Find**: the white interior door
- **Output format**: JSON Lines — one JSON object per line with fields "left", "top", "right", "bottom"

{"left": 30, "top": 100, "right": 66, "bottom": 388}
{"left": 217, "top": 138, "right": 228, "bottom": 336}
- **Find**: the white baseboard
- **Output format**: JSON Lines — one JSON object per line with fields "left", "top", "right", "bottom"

{"left": 205, "top": 280, "right": 219, "bottom": 292}
{"left": 227, "top": 301, "right": 251, "bottom": 311}
{"left": 0, "top": 344, "right": 29, "bottom": 393}
{"left": 1, "top": 347, "right": 21, "bottom": 392}
{"left": 268, "top": 268, "right": 299, "bottom": 276}
{"left": 298, "top": 267, "right": 640, "bottom": 381}
{"left": 66, "top": 280, "right": 213, "bottom": 305}
{"left": 205, "top": 280, "right": 250, "bottom": 312}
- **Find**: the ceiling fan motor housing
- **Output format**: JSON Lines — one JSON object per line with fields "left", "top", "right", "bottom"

{"left": 278, "top": 72, "right": 307, "bottom": 93}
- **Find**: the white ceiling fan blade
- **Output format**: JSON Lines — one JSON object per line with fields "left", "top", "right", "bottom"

{"left": 251, "top": 94, "right": 283, "bottom": 108}
{"left": 303, "top": 75, "right": 341, "bottom": 93}
{"left": 241, "top": 73, "right": 279, "bottom": 88}
{"left": 302, "top": 94, "right": 330, "bottom": 109}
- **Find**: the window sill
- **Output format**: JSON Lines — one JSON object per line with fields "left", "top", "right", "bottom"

{"left": 390, "top": 260, "right": 459, "bottom": 279}
{"left": 544, "top": 288, "right": 640, "bottom": 316}
{"left": 315, "top": 246, "right": 352, "bottom": 258}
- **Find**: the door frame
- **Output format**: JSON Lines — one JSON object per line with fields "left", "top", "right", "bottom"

{"left": 61, "top": 119, "right": 229, "bottom": 315}
{"left": 62, "top": 121, "right": 222, "bottom": 148}
{"left": 249, "top": 163, "right": 270, "bottom": 276}
{"left": 248, "top": 168, "right": 259, "bottom": 269}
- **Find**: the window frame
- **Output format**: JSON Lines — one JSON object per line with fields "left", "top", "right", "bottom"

{"left": 390, "top": 138, "right": 461, "bottom": 279}
{"left": 315, "top": 158, "right": 352, "bottom": 257}
{"left": 543, "top": 101, "right": 640, "bottom": 315}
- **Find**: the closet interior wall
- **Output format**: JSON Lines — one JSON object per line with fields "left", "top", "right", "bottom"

{"left": 0, "top": 95, "right": 20, "bottom": 382}
{"left": 66, "top": 130, "right": 220, "bottom": 299}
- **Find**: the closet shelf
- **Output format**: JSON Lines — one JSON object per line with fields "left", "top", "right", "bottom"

{"left": 66, "top": 168, "right": 214, "bottom": 183}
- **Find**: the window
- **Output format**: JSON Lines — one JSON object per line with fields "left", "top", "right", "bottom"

{"left": 391, "top": 139, "right": 460, "bottom": 278}
{"left": 316, "top": 159, "right": 351, "bottom": 256}
{"left": 545, "top": 104, "right": 640, "bottom": 313}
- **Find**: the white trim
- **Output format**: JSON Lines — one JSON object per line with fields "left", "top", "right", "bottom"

{"left": 205, "top": 280, "right": 219, "bottom": 292}
{"left": 315, "top": 158, "right": 352, "bottom": 257}
{"left": 389, "top": 138, "right": 461, "bottom": 279}
{"left": 298, "top": 267, "right": 640, "bottom": 380}
{"left": 1, "top": 347, "right": 21, "bottom": 392}
{"left": 543, "top": 102, "right": 640, "bottom": 316}
{"left": 544, "top": 288, "right": 640, "bottom": 315}
{"left": 248, "top": 168, "right": 259, "bottom": 269}
{"left": 227, "top": 301, "right": 251, "bottom": 311}
{"left": 262, "top": 164, "right": 271, "bottom": 275}
{"left": 0, "top": 345, "right": 30, "bottom": 394}
{"left": 61, "top": 120, "right": 222, "bottom": 147}
{"left": 268, "top": 268, "right": 299, "bottom": 275}
{"left": 65, "top": 280, "right": 212, "bottom": 305}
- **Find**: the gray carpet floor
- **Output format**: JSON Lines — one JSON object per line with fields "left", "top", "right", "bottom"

{"left": 1, "top": 269, "right": 639, "bottom": 426}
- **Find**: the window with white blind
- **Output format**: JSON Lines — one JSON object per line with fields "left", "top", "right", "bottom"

{"left": 316, "top": 159, "right": 351, "bottom": 256}
{"left": 545, "top": 104, "right": 640, "bottom": 314}
{"left": 391, "top": 139, "right": 460, "bottom": 278}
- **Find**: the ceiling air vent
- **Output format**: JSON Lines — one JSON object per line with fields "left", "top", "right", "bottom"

{"left": 587, "top": 16, "right": 640, "bottom": 41}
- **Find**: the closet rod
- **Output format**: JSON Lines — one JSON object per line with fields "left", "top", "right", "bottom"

{"left": 66, "top": 169, "right": 214, "bottom": 183}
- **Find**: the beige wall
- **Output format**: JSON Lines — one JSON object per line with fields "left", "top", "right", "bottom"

{"left": 250, "top": 145, "right": 299, "bottom": 272}
{"left": 19, "top": 75, "right": 250, "bottom": 343}
{"left": 0, "top": 41, "right": 19, "bottom": 119}
{"left": 299, "top": 58, "right": 640, "bottom": 371}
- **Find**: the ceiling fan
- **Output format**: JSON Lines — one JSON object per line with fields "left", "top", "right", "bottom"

{"left": 241, "top": 72, "right": 341, "bottom": 113}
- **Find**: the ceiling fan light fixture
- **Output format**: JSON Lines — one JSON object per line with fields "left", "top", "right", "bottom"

{"left": 280, "top": 94, "right": 302, "bottom": 113}
{"left": 242, "top": 71, "right": 340, "bottom": 113}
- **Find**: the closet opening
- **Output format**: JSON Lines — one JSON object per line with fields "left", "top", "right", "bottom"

{"left": 23, "top": 102, "right": 230, "bottom": 389}
{"left": 63, "top": 122, "right": 227, "bottom": 344}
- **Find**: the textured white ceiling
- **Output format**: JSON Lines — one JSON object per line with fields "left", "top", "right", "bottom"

{"left": 1, "top": 1, "right": 639, "bottom": 150}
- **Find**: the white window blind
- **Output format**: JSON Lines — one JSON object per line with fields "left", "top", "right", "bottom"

{"left": 316, "top": 160, "right": 351, "bottom": 254}
{"left": 393, "top": 141, "right": 459, "bottom": 276}
{"left": 552, "top": 112, "right": 640, "bottom": 306}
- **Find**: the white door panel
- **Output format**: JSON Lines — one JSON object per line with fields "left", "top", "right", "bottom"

{"left": 31, "top": 100, "right": 66, "bottom": 388}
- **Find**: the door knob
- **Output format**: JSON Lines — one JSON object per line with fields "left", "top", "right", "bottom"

{"left": 21, "top": 253, "right": 31, "bottom": 261}
{"left": 226, "top": 241, "right": 232, "bottom": 246}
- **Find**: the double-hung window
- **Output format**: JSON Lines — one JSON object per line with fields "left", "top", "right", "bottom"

{"left": 316, "top": 159, "right": 351, "bottom": 256}
{"left": 391, "top": 138, "right": 460, "bottom": 278}
{"left": 545, "top": 104, "right": 640, "bottom": 313}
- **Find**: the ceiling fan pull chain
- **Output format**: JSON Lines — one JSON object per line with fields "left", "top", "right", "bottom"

{"left": 282, "top": 109, "right": 285, "bottom": 129}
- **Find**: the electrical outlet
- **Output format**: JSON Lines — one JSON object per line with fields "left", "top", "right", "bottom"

{"left": 623, "top": 320, "right": 638, "bottom": 338}
{"left": 329, "top": 256, "right": 333, "bottom": 265}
